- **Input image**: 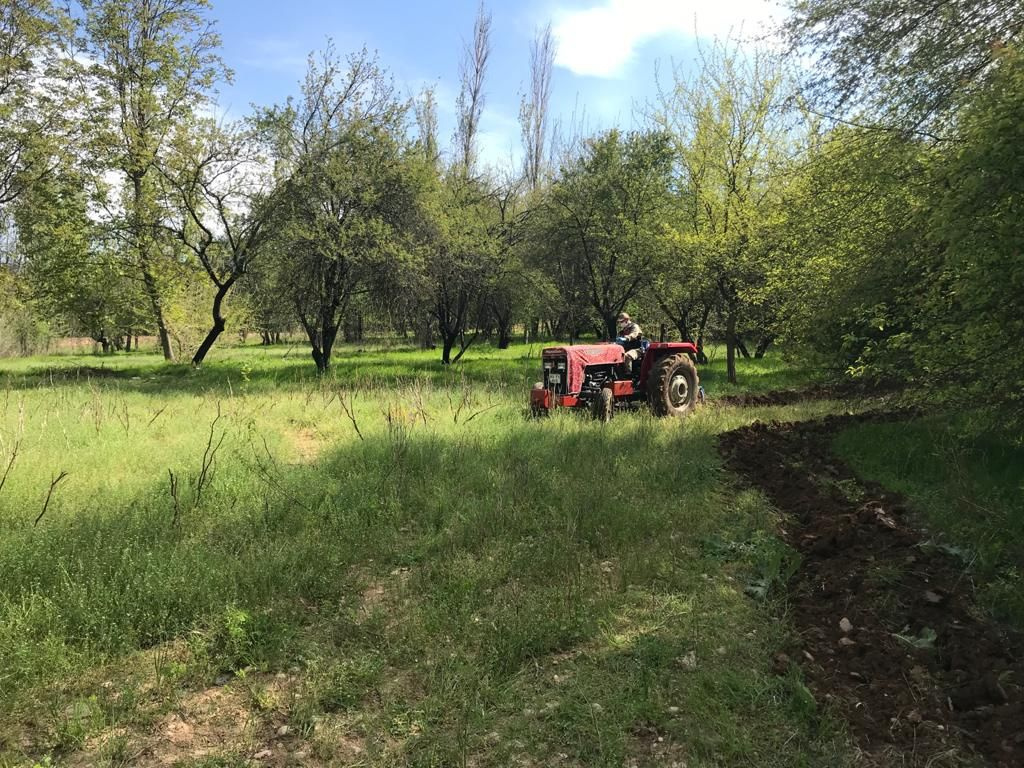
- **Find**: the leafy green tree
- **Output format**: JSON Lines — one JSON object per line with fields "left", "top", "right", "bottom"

{"left": 774, "top": 127, "right": 929, "bottom": 381}
{"left": 922, "top": 47, "right": 1024, "bottom": 421}
{"left": 161, "top": 118, "right": 281, "bottom": 365}
{"left": 79, "top": 0, "right": 227, "bottom": 361}
{"left": 533, "top": 129, "right": 674, "bottom": 340}
{"left": 0, "top": 1, "right": 73, "bottom": 217}
{"left": 266, "top": 46, "right": 423, "bottom": 373}
{"left": 654, "top": 45, "right": 793, "bottom": 382}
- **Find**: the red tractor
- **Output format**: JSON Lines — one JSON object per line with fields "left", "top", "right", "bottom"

{"left": 530, "top": 340, "right": 702, "bottom": 421}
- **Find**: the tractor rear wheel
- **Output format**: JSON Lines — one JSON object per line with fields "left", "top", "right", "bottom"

{"left": 648, "top": 354, "right": 699, "bottom": 418}
{"left": 591, "top": 387, "right": 614, "bottom": 422}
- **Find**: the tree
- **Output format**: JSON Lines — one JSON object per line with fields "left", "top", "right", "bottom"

{"left": 15, "top": 155, "right": 139, "bottom": 350}
{"left": 455, "top": 3, "right": 491, "bottom": 174}
{"left": 783, "top": 0, "right": 1024, "bottom": 129}
{"left": 773, "top": 126, "right": 929, "bottom": 381}
{"left": 0, "top": 1, "right": 72, "bottom": 217}
{"left": 161, "top": 119, "right": 280, "bottom": 365}
{"left": 534, "top": 129, "right": 674, "bottom": 340}
{"left": 520, "top": 23, "right": 555, "bottom": 191}
{"left": 922, "top": 47, "right": 1024, "bottom": 422}
{"left": 267, "top": 46, "right": 422, "bottom": 373}
{"left": 654, "top": 44, "right": 794, "bottom": 383}
{"left": 80, "top": 0, "right": 227, "bottom": 361}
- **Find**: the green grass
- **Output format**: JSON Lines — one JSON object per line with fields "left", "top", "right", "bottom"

{"left": 0, "top": 341, "right": 853, "bottom": 767}
{"left": 834, "top": 416, "right": 1024, "bottom": 626}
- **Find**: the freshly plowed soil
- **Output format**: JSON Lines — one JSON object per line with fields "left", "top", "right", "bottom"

{"left": 712, "top": 382, "right": 899, "bottom": 407}
{"left": 719, "top": 413, "right": 1024, "bottom": 767}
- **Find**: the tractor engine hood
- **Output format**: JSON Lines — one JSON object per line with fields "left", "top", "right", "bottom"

{"left": 543, "top": 344, "right": 624, "bottom": 395}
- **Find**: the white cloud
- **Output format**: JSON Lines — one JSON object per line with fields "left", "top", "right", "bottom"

{"left": 551, "top": 0, "right": 780, "bottom": 78}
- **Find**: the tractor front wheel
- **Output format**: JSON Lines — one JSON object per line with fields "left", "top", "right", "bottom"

{"left": 648, "top": 354, "right": 699, "bottom": 418}
{"left": 591, "top": 387, "right": 614, "bottom": 422}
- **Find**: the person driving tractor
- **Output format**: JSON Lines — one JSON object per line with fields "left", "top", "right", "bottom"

{"left": 615, "top": 312, "right": 643, "bottom": 367}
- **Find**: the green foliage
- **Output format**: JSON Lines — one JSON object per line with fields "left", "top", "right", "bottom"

{"left": 774, "top": 127, "right": 930, "bottom": 380}
{"left": 654, "top": 42, "right": 796, "bottom": 375}
{"left": 785, "top": 0, "right": 1024, "bottom": 126}
{"left": 532, "top": 129, "right": 674, "bottom": 338}
{"left": 920, "top": 47, "right": 1024, "bottom": 423}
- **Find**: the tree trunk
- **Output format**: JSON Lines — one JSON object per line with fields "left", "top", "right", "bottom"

{"left": 736, "top": 338, "right": 751, "bottom": 359}
{"left": 603, "top": 313, "right": 617, "bottom": 340}
{"left": 441, "top": 334, "right": 456, "bottom": 365}
{"left": 754, "top": 334, "right": 773, "bottom": 359}
{"left": 192, "top": 280, "right": 237, "bottom": 367}
{"left": 726, "top": 310, "right": 738, "bottom": 384}
{"left": 497, "top": 318, "right": 512, "bottom": 349}
{"left": 695, "top": 304, "right": 711, "bottom": 364}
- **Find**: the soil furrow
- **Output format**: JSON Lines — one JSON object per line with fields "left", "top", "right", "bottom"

{"left": 719, "top": 413, "right": 1024, "bottom": 767}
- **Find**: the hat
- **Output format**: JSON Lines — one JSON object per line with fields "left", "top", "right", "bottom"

{"left": 617, "top": 312, "right": 630, "bottom": 322}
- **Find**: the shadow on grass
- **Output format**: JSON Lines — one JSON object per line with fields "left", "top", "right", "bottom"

{"left": 1, "top": 399, "right": 850, "bottom": 766}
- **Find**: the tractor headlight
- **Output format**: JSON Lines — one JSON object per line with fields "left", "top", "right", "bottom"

{"left": 543, "top": 361, "right": 553, "bottom": 370}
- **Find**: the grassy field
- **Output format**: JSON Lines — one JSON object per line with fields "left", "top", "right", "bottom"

{"left": 0, "top": 342, "right": 853, "bottom": 768}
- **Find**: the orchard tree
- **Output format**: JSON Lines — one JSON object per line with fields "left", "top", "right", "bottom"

{"left": 0, "top": 1, "right": 73, "bottom": 217}
{"left": 80, "top": 0, "right": 228, "bottom": 361}
{"left": 266, "top": 46, "right": 423, "bottom": 373}
{"left": 16, "top": 154, "right": 141, "bottom": 349}
{"left": 161, "top": 119, "right": 280, "bottom": 365}
{"left": 654, "top": 44, "right": 795, "bottom": 383}
{"left": 922, "top": 47, "right": 1024, "bottom": 421}
{"left": 534, "top": 129, "right": 674, "bottom": 340}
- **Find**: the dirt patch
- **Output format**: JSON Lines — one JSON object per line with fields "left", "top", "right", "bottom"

{"left": 719, "top": 413, "right": 1024, "bottom": 767}
{"left": 290, "top": 427, "right": 323, "bottom": 462}
{"left": 68, "top": 673, "right": 320, "bottom": 768}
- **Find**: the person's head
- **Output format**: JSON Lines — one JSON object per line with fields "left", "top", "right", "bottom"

{"left": 617, "top": 312, "right": 631, "bottom": 329}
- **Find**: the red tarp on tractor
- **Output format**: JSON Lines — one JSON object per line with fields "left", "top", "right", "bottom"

{"left": 543, "top": 344, "right": 624, "bottom": 395}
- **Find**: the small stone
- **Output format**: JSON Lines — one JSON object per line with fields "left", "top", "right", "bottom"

{"left": 295, "top": 751, "right": 309, "bottom": 759}
{"left": 275, "top": 672, "right": 287, "bottom": 679}
{"left": 923, "top": 590, "right": 945, "bottom": 604}
{"left": 839, "top": 637, "right": 857, "bottom": 647}
{"left": 667, "top": 706, "right": 680, "bottom": 714}
{"left": 715, "top": 646, "right": 726, "bottom": 656}
{"left": 839, "top": 617, "right": 854, "bottom": 634}
{"left": 678, "top": 650, "right": 698, "bottom": 671}
{"left": 590, "top": 703, "right": 603, "bottom": 713}
{"left": 254, "top": 749, "right": 273, "bottom": 759}
{"left": 907, "top": 710, "right": 923, "bottom": 724}
{"left": 657, "top": 736, "right": 664, "bottom": 743}
{"left": 803, "top": 650, "right": 815, "bottom": 662}
{"left": 276, "top": 725, "right": 290, "bottom": 737}
{"left": 214, "top": 674, "right": 231, "bottom": 686}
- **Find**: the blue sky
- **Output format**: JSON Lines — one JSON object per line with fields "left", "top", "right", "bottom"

{"left": 211, "top": 0, "right": 784, "bottom": 169}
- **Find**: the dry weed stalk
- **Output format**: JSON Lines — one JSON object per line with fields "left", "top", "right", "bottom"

{"left": 338, "top": 390, "right": 364, "bottom": 441}
{"left": 34, "top": 470, "right": 69, "bottom": 526}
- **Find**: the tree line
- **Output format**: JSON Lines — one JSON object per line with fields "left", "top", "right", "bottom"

{"left": 1, "top": 0, "right": 1021, "bottom": 418}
